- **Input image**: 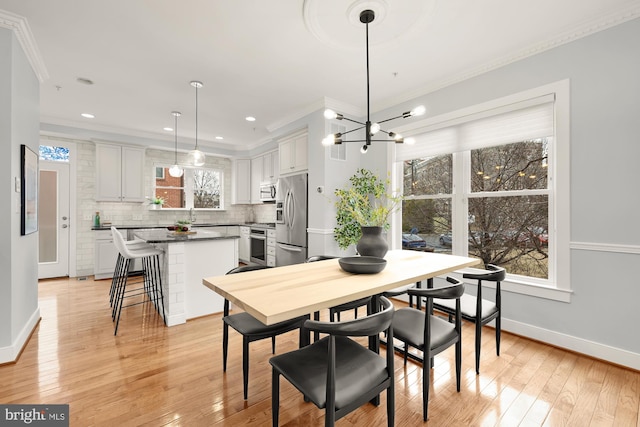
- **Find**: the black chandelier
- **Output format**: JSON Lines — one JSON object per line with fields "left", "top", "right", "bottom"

{"left": 322, "top": 9, "right": 425, "bottom": 153}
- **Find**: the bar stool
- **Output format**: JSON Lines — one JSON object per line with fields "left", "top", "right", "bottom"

{"left": 111, "top": 226, "right": 166, "bottom": 335}
{"left": 109, "top": 232, "right": 153, "bottom": 308}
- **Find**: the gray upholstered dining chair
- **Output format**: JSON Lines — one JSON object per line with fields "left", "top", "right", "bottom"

{"left": 432, "top": 264, "right": 506, "bottom": 374}
{"left": 270, "top": 296, "right": 396, "bottom": 427}
{"left": 222, "top": 265, "right": 308, "bottom": 400}
{"left": 391, "top": 277, "right": 464, "bottom": 421}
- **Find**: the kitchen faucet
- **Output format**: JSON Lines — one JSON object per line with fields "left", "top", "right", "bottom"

{"left": 189, "top": 208, "right": 197, "bottom": 223}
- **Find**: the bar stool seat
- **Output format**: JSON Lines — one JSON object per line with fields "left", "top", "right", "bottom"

{"left": 109, "top": 235, "right": 157, "bottom": 307}
{"left": 111, "top": 226, "right": 166, "bottom": 335}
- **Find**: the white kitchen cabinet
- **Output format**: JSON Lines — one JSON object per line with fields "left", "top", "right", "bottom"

{"left": 239, "top": 226, "right": 250, "bottom": 263}
{"left": 96, "top": 143, "right": 145, "bottom": 202}
{"left": 232, "top": 159, "right": 251, "bottom": 204}
{"left": 266, "top": 229, "right": 276, "bottom": 267}
{"left": 94, "top": 229, "right": 123, "bottom": 280}
{"left": 261, "top": 150, "right": 279, "bottom": 184}
{"left": 250, "top": 157, "right": 263, "bottom": 204}
{"left": 278, "top": 131, "right": 308, "bottom": 176}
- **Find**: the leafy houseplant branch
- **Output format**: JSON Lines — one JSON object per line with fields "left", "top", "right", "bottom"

{"left": 334, "top": 169, "right": 403, "bottom": 250}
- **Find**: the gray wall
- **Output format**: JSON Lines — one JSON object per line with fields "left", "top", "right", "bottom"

{"left": 0, "top": 27, "right": 40, "bottom": 355}
{"left": 369, "top": 18, "right": 640, "bottom": 356}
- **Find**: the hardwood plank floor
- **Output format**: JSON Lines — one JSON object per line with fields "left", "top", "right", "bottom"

{"left": 1, "top": 276, "right": 638, "bottom": 426}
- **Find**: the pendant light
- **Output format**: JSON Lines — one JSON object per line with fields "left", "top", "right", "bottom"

{"left": 322, "top": 9, "right": 425, "bottom": 153}
{"left": 188, "top": 80, "right": 206, "bottom": 167}
{"left": 168, "top": 111, "right": 184, "bottom": 178}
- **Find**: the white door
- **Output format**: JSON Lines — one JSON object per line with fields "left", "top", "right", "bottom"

{"left": 38, "top": 161, "right": 70, "bottom": 279}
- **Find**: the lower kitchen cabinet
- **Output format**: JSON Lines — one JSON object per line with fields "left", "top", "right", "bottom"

{"left": 94, "top": 229, "right": 122, "bottom": 280}
{"left": 266, "top": 229, "right": 276, "bottom": 267}
{"left": 239, "top": 226, "right": 250, "bottom": 262}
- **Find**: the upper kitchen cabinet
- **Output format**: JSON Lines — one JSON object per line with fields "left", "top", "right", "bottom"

{"left": 278, "top": 130, "right": 307, "bottom": 176}
{"left": 250, "top": 156, "right": 263, "bottom": 204}
{"left": 261, "top": 150, "right": 279, "bottom": 184}
{"left": 95, "top": 143, "right": 145, "bottom": 202}
{"left": 231, "top": 158, "right": 251, "bottom": 204}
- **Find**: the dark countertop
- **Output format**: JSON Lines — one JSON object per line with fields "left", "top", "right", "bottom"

{"left": 132, "top": 228, "right": 240, "bottom": 244}
{"left": 92, "top": 223, "right": 274, "bottom": 231}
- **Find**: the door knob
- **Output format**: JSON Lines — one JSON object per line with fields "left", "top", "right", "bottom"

{"left": 62, "top": 216, "right": 68, "bottom": 220}
{"left": 62, "top": 224, "right": 68, "bottom": 228}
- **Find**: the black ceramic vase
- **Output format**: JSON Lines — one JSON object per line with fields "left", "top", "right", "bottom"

{"left": 356, "top": 226, "right": 388, "bottom": 258}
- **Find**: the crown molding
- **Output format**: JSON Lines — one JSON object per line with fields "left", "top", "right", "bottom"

{"left": 0, "top": 9, "right": 48, "bottom": 82}
{"left": 380, "top": 3, "right": 640, "bottom": 111}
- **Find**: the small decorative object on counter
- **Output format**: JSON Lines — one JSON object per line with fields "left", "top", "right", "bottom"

{"left": 147, "top": 196, "right": 165, "bottom": 210}
{"left": 94, "top": 211, "right": 101, "bottom": 227}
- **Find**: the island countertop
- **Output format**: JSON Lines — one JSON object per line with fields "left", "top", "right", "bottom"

{"left": 133, "top": 228, "right": 240, "bottom": 244}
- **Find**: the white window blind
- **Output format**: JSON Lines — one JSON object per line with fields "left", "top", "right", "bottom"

{"left": 396, "top": 94, "right": 555, "bottom": 161}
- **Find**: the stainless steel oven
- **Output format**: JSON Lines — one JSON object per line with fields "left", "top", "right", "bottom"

{"left": 250, "top": 226, "right": 267, "bottom": 265}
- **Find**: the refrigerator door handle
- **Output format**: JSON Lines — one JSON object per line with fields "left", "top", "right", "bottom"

{"left": 288, "top": 190, "right": 295, "bottom": 228}
{"left": 277, "top": 243, "right": 303, "bottom": 253}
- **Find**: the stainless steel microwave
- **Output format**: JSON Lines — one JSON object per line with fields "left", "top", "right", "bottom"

{"left": 259, "top": 183, "right": 276, "bottom": 202}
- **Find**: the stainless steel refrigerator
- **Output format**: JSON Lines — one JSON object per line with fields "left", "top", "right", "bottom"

{"left": 275, "top": 173, "right": 308, "bottom": 266}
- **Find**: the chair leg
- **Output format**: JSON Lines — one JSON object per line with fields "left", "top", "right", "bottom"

{"left": 222, "top": 322, "right": 229, "bottom": 372}
{"left": 423, "top": 348, "right": 430, "bottom": 421}
{"left": 387, "top": 378, "right": 395, "bottom": 427}
{"left": 271, "top": 336, "right": 276, "bottom": 354}
{"left": 272, "top": 369, "right": 280, "bottom": 426}
{"left": 475, "top": 321, "right": 482, "bottom": 374}
{"left": 313, "top": 311, "right": 320, "bottom": 342}
{"left": 242, "top": 337, "right": 250, "bottom": 400}
{"left": 455, "top": 340, "right": 462, "bottom": 392}
{"left": 496, "top": 314, "right": 501, "bottom": 356}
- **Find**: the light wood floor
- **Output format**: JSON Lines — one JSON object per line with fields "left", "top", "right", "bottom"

{"left": 1, "top": 276, "right": 638, "bottom": 426}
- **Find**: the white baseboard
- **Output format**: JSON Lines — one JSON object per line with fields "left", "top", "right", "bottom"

{"left": 392, "top": 294, "right": 640, "bottom": 371}
{"left": 502, "top": 318, "right": 640, "bottom": 371}
{"left": 0, "top": 308, "right": 41, "bottom": 364}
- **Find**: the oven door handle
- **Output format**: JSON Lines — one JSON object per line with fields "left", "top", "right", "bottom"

{"left": 277, "top": 243, "right": 303, "bottom": 253}
{"left": 251, "top": 235, "right": 266, "bottom": 240}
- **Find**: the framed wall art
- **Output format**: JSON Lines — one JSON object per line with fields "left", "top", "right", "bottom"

{"left": 21, "top": 144, "right": 38, "bottom": 235}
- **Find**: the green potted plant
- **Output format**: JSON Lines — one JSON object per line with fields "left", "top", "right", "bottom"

{"left": 334, "top": 169, "right": 402, "bottom": 257}
{"left": 148, "top": 196, "right": 166, "bottom": 210}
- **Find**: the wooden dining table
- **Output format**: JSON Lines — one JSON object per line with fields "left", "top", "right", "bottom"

{"left": 202, "top": 249, "right": 481, "bottom": 327}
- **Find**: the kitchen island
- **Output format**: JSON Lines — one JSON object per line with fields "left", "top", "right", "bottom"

{"left": 133, "top": 229, "right": 239, "bottom": 326}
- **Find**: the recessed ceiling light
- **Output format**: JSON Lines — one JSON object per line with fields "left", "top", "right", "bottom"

{"left": 81, "top": 113, "right": 95, "bottom": 119}
{"left": 164, "top": 127, "right": 173, "bottom": 132}
{"left": 76, "top": 77, "right": 94, "bottom": 85}
{"left": 215, "top": 136, "right": 223, "bottom": 140}
{"left": 245, "top": 116, "right": 256, "bottom": 122}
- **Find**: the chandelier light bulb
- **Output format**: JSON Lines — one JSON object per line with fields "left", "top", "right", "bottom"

{"left": 370, "top": 123, "right": 380, "bottom": 134}
{"left": 410, "top": 105, "right": 426, "bottom": 116}
{"left": 322, "top": 135, "right": 334, "bottom": 146}
{"left": 324, "top": 109, "right": 337, "bottom": 120}
{"left": 360, "top": 144, "right": 368, "bottom": 154}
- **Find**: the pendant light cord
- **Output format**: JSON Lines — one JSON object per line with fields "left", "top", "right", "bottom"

{"left": 174, "top": 113, "right": 179, "bottom": 163}
{"left": 194, "top": 84, "right": 199, "bottom": 150}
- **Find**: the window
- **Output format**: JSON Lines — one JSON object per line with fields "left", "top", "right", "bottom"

{"left": 395, "top": 81, "right": 570, "bottom": 301}
{"left": 39, "top": 145, "right": 69, "bottom": 162}
{"left": 154, "top": 165, "right": 223, "bottom": 210}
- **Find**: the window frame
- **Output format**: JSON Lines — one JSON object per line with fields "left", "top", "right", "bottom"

{"left": 391, "top": 80, "right": 571, "bottom": 302}
{"left": 153, "top": 163, "right": 225, "bottom": 211}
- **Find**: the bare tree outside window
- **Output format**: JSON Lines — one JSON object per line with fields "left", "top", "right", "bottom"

{"left": 401, "top": 139, "right": 550, "bottom": 279}
{"left": 193, "top": 169, "right": 221, "bottom": 208}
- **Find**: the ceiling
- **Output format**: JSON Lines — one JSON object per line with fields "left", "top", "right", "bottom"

{"left": 1, "top": 0, "right": 639, "bottom": 154}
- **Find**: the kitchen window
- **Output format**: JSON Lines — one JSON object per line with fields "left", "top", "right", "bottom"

{"left": 154, "top": 165, "right": 224, "bottom": 210}
{"left": 395, "top": 80, "right": 570, "bottom": 301}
